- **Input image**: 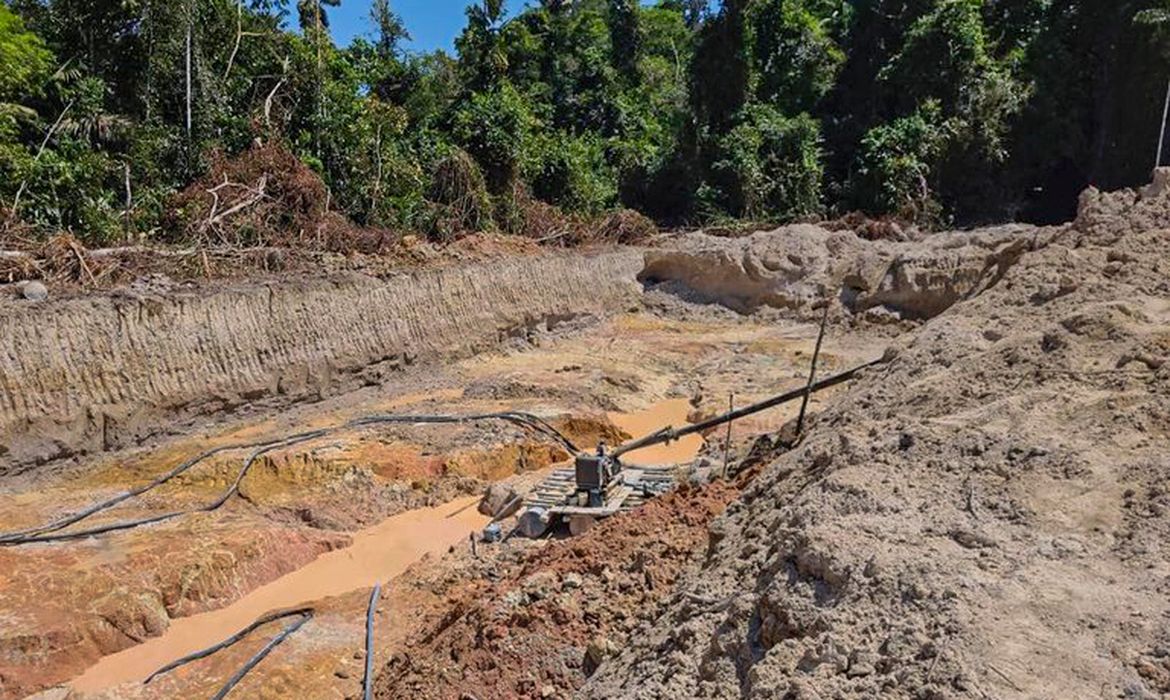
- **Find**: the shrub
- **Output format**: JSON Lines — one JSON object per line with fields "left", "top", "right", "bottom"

{"left": 589, "top": 207, "right": 656, "bottom": 244}
{"left": 524, "top": 132, "right": 616, "bottom": 214}
{"left": 850, "top": 101, "right": 954, "bottom": 223}
{"left": 167, "top": 141, "right": 347, "bottom": 247}
{"left": 426, "top": 148, "right": 492, "bottom": 240}
{"left": 707, "top": 104, "right": 823, "bottom": 221}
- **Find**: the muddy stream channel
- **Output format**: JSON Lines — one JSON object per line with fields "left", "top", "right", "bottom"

{"left": 67, "top": 398, "right": 702, "bottom": 693}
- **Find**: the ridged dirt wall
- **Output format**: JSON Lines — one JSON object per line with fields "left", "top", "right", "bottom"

{"left": 0, "top": 251, "right": 643, "bottom": 473}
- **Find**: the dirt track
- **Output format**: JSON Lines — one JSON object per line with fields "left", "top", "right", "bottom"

{"left": 2, "top": 175, "right": 1168, "bottom": 699}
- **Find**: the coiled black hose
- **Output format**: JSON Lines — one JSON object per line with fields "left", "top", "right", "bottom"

{"left": 0, "top": 410, "right": 578, "bottom": 546}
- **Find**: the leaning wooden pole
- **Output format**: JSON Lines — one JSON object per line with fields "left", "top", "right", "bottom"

{"left": 1158, "top": 76, "right": 1170, "bottom": 171}
{"left": 796, "top": 303, "right": 830, "bottom": 437}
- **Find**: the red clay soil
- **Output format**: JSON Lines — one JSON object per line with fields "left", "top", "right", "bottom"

{"left": 373, "top": 482, "right": 738, "bottom": 700}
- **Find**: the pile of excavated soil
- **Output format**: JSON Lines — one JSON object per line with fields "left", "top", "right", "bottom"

{"left": 642, "top": 222, "right": 1048, "bottom": 322}
{"left": 582, "top": 178, "right": 1170, "bottom": 698}
{"left": 373, "top": 483, "right": 740, "bottom": 700}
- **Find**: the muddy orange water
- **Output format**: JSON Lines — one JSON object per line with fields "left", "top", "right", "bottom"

{"left": 70, "top": 496, "right": 487, "bottom": 693}
{"left": 608, "top": 397, "right": 704, "bottom": 464}
{"left": 69, "top": 400, "right": 698, "bottom": 693}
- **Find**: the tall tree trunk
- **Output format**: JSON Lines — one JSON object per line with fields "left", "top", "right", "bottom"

{"left": 1089, "top": 1, "right": 1138, "bottom": 184}
{"left": 185, "top": 0, "right": 193, "bottom": 139}
{"left": 315, "top": 0, "right": 323, "bottom": 158}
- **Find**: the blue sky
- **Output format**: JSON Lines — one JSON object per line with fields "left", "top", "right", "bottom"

{"left": 328, "top": 0, "right": 667, "bottom": 54}
{"left": 329, "top": 0, "right": 520, "bottom": 54}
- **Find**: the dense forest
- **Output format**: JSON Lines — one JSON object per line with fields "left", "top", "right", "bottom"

{"left": 1, "top": 0, "right": 1169, "bottom": 247}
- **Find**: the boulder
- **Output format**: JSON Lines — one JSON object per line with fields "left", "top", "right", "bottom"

{"left": 19, "top": 281, "right": 48, "bottom": 302}
{"left": 478, "top": 483, "right": 521, "bottom": 518}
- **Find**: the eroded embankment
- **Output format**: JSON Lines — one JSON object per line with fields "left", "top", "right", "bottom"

{"left": 640, "top": 223, "right": 1048, "bottom": 320}
{"left": 0, "top": 250, "right": 642, "bottom": 472}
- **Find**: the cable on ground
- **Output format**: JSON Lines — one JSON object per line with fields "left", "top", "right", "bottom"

{"left": 0, "top": 411, "right": 577, "bottom": 546}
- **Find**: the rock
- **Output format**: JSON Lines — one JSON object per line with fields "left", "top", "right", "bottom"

{"left": 20, "top": 280, "right": 48, "bottom": 301}
{"left": 585, "top": 635, "right": 620, "bottom": 669}
{"left": 782, "top": 679, "right": 823, "bottom": 700}
{"left": 948, "top": 528, "right": 996, "bottom": 550}
{"left": 562, "top": 572, "right": 584, "bottom": 590}
{"left": 847, "top": 650, "right": 878, "bottom": 677}
{"left": 479, "top": 483, "right": 521, "bottom": 518}
{"left": 540, "top": 685, "right": 556, "bottom": 698}
{"left": 523, "top": 570, "right": 558, "bottom": 601}
{"left": 335, "top": 668, "right": 352, "bottom": 679}
{"left": 797, "top": 641, "right": 849, "bottom": 674}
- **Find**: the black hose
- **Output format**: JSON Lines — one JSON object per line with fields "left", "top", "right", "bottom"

{"left": 363, "top": 584, "right": 381, "bottom": 700}
{"left": 0, "top": 411, "right": 578, "bottom": 546}
{"left": 210, "top": 612, "right": 313, "bottom": 700}
{"left": 1, "top": 431, "right": 327, "bottom": 545}
{"left": 0, "top": 436, "right": 293, "bottom": 543}
{"left": 143, "top": 607, "right": 314, "bottom": 685}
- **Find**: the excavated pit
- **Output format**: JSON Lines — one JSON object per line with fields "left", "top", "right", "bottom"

{"left": 0, "top": 212, "right": 1102, "bottom": 699}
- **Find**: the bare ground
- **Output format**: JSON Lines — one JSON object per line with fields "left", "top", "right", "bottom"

{"left": 1, "top": 293, "right": 869, "bottom": 699}
{"left": 581, "top": 180, "right": 1170, "bottom": 699}
{"left": 4, "top": 173, "right": 1168, "bottom": 700}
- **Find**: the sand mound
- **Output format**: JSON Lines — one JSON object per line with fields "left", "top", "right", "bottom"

{"left": 641, "top": 222, "right": 1048, "bottom": 321}
{"left": 585, "top": 178, "right": 1170, "bottom": 698}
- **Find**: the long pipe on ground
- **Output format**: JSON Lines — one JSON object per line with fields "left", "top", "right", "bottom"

{"left": 211, "top": 613, "right": 313, "bottom": 700}
{"left": 611, "top": 358, "right": 883, "bottom": 459}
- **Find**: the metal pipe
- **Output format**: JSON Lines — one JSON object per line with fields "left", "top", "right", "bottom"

{"left": 611, "top": 359, "right": 882, "bottom": 459}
